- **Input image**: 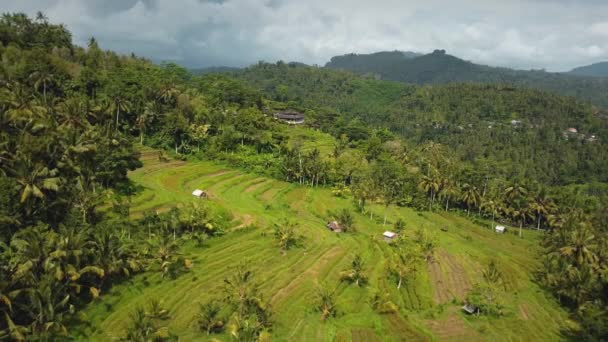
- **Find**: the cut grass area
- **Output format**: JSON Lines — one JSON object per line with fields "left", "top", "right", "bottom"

{"left": 74, "top": 146, "right": 570, "bottom": 341}
{"left": 284, "top": 125, "right": 336, "bottom": 158}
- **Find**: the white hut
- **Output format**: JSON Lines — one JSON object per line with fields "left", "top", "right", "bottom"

{"left": 495, "top": 225, "right": 506, "bottom": 234}
{"left": 383, "top": 231, "right": 397, "bottom": 242}
{"left": 192, "top": 189, "right": 207, "bottom": 198}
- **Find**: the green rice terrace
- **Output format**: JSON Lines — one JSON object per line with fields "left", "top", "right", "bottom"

{"left": 72, "top": 147, "right": 571, "bottom": 341}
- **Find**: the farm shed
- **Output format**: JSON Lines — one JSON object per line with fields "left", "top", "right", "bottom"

{"left": 462, "top": 304, "right": 479, "bottom": 315}
{"left": 383, "top": 231, "right": 397, "bottom": 242}
{"left": 326, "top": 221, "right": 342, "bottom": 233}
{"left": 192, "top": 189, "right": 207, "bottom": 198}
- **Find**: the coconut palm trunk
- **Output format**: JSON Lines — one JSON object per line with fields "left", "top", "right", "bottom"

{"left": 115, "top": 107, "right": 120, "bottom": 131}
{"left": 519, "top": 220, "right": 523, "bottom": 238}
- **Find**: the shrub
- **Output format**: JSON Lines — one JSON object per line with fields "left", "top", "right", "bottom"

{"left": 394, "top": 218, "right": 406, "bottom": 231}
{"left": 465, "top": 284, "right": 505, "bottom": 317}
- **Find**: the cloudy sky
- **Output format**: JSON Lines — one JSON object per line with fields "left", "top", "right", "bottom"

{"left": 4, "top": 0, "right": 608, "bottom": 71}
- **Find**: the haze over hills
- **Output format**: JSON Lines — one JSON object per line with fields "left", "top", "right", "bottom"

{"left": 324, "top": 50, "right": 608, "bottom": 108}
{"left": 568, "top": 62, "right": 608, "bottom": 78}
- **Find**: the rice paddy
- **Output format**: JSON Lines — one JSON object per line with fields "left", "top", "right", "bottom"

{"left": 74, "top": 146, "right": 572, "bottom": 341}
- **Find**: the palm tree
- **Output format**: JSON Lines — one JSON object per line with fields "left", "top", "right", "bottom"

{"left": 504, "top": 183, "right": 527, "bottom": 205}
{"left": 55, "top": 97, "right": 91, "bottom": 131}
{"left": 481, "top": 199, "right": 501, "bottom": 230}
{"left": 26, "top": 273, "right": 71, "bottom": 338}
{"left": 10, "top": 158, "right": 60, "bottom": 215}
{"left": 418, "top": 175, "right": 440, "bottom": 211}
{"left": 196, "top": 300, "right": 224, "bottom": 335}
{"left": 223, "top": 265, "right": 271, "bottom": 327}
{"left": 157, "top": 85, "right": 179, "bottom": 105}
{"left": 460, "top": 183, "right": 481, "bottom": 216}
{"left": 136, "top": 102, "right": 156, "bottom": 144}
{"left": 148, "top": 235, "right": 180, "bottom": 278}
{"left": 122, "top": 306, "right": 171, "bottom": 341}
{"left": 559, "top": 227, "right": 598, "bottom": 266}
{"left": 314, "top": 284, "right": 337, "bottom": 321}
{"left": 530, "top": 190, "right": 555, "bottom": 230}
{"left": 29, "top": 70, "right": 54, "bottom": 106}
{"left": 273, "top": 221, "right": 299, "bottom": 252}
{"left": 389, "top": 248, "right": 420, "bottom": 289}
{"left": 439, "top": 177, "right": 457, "bottom": 211}
{"left": 507, "top": 201, "right": 530, "bottom": 238}
{"left": 91, "top": 227, "right": 142, "bottom": 286}
{"left": 339, "top": 254, "right": 367, "bottom": 286}
{"left": 110, "top": 96, "right": 131, "bottom": 132}
{"left": 420, "top": 141, "right": 445, "bottom": 176}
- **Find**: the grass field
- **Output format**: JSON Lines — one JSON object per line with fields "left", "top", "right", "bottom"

{"left": 73, "top": 146, "right": 571, "bottom": 341}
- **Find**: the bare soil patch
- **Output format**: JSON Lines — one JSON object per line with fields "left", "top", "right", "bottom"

{"left": 426, "top": 310, "right": 478, "bottom": 341}
{"left": 428, "top": 250, "right": 472, "bottom": 304}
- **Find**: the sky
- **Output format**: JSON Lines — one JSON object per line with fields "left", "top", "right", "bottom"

{"left": 3, "top": 0, "right": 608, "bottom": 71}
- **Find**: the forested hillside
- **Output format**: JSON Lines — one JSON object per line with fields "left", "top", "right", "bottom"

{"left": 569, "top": 61, "right": 608, "bottom": 78}
{"left": 325, "top": 50, "right": 608, "bottom": 108}
{"left": 0, "top": 13, "right": 606, "bottom": 341}
{"left": 236, "top": 62, "right": 608, "bottom": 185}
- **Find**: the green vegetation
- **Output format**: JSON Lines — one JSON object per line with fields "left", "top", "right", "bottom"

{"left": 0, "top": 12, "right": 606, "bottom": 341}
{"left": 326, "top": 49, "right": 608, "bottom": 108}
{"left": 568, "top": 61, "right": 608, "bottom": 78}
{"left": 236, "top": 62, "right": 608, "bottom": 185}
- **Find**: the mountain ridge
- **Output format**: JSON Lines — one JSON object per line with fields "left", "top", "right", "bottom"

{"left": 569, "top": 61, "right": 608, "bottom": 78}
{"left": 324, "top": 50, "right": 608, "bottom": 108}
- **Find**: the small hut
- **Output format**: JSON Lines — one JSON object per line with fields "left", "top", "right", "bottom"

{"left": 567, "top": 127, "right": 578, "bottom": 134}
{"left": 495, "top": 225, "right": 506, "bottom": 234}
{"left": 273, "top": 110, "right": 304, "bottom": 125}
{"left": 192, "top": 189, "right": 208, "bottom": 199}
{"left": 462, "top": 303, "right": 479, "bottom": 315}
{"left": 326, "top": 221, "right": 342, "bottom": 233}
{"left": 383, "top": 231, "right": 397, "bottom": 242}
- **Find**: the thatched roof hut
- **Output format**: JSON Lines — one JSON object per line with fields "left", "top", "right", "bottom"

{"left": 274, "top": 110, "right": 304, "bottom": 124}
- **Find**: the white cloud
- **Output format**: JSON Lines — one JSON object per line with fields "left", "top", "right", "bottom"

{"left": 589, "top": 22, "right": 608, "bottom": 36}
{"left": 2, "top": 0, "right": 608, "bottom": 71}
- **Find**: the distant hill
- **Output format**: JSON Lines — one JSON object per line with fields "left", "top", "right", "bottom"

{"left": 325, "top": 50, "right": 421, "bottom": 74}
{"left": 190, "top": 66, "right": 241, "bottom": 75}
{"left": 325, "top": 50, "right": 608, "bottom": 108}
{"left": 569, "top": 62, "right": 608, "bottom": 78}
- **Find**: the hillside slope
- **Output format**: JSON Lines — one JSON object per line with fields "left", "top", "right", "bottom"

{"left": 325, "top": 50, "right": 608, "bottom": 108}
{"left": 569, "top": 62, "right": 608, "bottom": 78}
{"left": 235, "top": 63, "right": 608, "bottom": 185}
{"left": 73, "top": 147, "right": 571, "bottom": 341}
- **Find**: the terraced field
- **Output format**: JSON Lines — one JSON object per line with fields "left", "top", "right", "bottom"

{"left": 75, "top": 147, "right": 571, "bottom": 341}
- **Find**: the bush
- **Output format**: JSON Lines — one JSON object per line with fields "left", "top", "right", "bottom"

{"left": 329, "top": 208, "right": 355, "bottom": 232}
{"left": 465, "top": 284, "right": 505, "bottom": 317}
{"left": 394, "top": 218, "right": 406, "bottom": 231}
